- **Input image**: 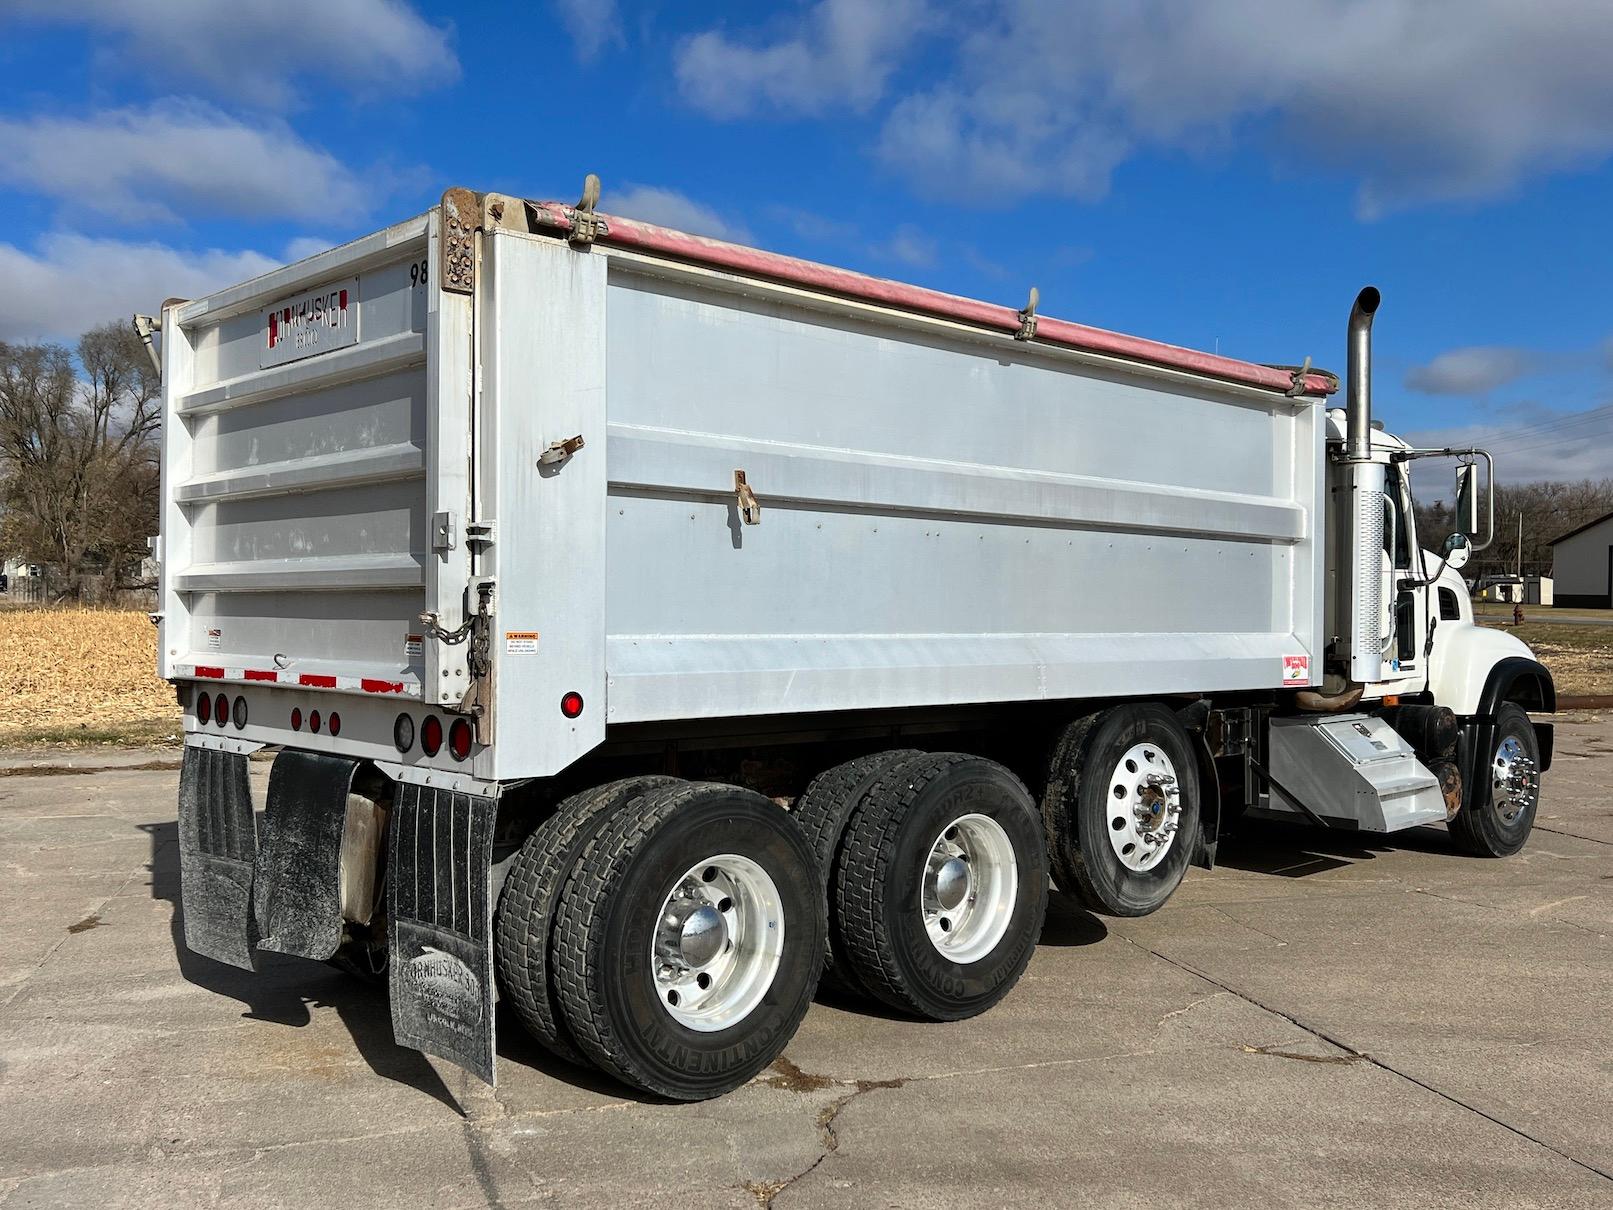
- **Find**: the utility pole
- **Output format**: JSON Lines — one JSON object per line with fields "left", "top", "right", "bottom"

{"left": 1516, "top": 512, "right": 1523, "bottom": 580}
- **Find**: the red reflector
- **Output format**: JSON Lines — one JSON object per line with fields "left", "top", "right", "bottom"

{"left": 561, "top": 691, "right": 584, "bottom": 719}
{"left": 214, "top": 692, "right": 229, "bottom": 727}
{"left": 328, "top": 712, "right": 341, "bottom": 737}
{"left": 420, "top": 715, "right": 443, "bottom": 756}
{"left": 448, "top": 718, "right": 473, "bottom": 761}
{"left": 291, "top": 707, "right": 302, "bottom": 731}
{"left": 310, "top": 710, "right": 322, "bottom": 734}
{"left": 197, "top": 692, "right": 211, "bottom": 724}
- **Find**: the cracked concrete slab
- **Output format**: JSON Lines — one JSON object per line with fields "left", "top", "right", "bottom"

{"left": 2, "top": 723, "right": 1611, "bottom": 1207}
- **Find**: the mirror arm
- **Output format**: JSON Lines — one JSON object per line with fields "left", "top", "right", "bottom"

{"left": 1392, "top": 446, "right": 1496, "bottom": 553}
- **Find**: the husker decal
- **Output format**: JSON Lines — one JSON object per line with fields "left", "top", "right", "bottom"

{"left": 259, "top": 277, "right": 359, "bottom": 368}
{"left": 1282, "top": 654, "right": 1311, "bottom": 684}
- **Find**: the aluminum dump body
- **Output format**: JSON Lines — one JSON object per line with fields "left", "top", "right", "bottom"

{"left": 157, "top": 193, "right": 1331, "bottom": 781}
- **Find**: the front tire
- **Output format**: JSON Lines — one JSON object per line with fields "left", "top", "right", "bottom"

{"left": 1450, "top": 702, "right": 1540, "bottom": 857}
{"left": 551, "top": 783, "right": 824, "bottom": 1100}
{"left": 1043, "top": 703, "right": 1200, "bottom": 917}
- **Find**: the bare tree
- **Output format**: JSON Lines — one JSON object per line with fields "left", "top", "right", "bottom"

{"left": 0, "top": 323, "right": 161, "bottom": 599}
{"left": 1414, "top": 473, "right": 1613, "bottom": 583}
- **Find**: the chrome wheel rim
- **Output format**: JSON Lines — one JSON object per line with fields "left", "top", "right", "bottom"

{"left": 921, "top": 813, "right": 1018, "bottom": 964}
{"left": 1106, "top": 743, "right": 1182, "bottom": 872}
{"left": 651, "top": 854, "right": 784, "bottom": 1032}
{"left": 1491, "top": 736, "right": 1539, "bottom": 823}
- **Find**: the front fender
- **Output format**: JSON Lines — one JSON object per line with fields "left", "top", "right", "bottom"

{"left": 1428, "top": 622, "right": 1551, "bottom": 715}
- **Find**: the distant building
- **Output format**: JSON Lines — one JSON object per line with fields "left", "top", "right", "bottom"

{"left": 1549, "top": 511, "right": 1613, "bottom": 608}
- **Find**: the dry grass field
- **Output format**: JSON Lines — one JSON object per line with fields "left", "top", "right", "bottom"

{"left": 0, "top": 607, "right": 180, "bottom": 746}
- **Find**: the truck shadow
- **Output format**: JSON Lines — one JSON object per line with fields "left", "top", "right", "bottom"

{"left": 142, "top": 821, "right": 680, "bottom": 1108}
{"left": 1216, "top": 819, "right": 1454, "bottom": 877}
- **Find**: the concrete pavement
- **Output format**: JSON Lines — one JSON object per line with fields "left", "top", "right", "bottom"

{"left": 2, "top": 718, "right": 1611, "bottom": 1208}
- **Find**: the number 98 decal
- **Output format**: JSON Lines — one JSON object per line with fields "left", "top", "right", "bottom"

{"left": 409, "top": 258, "right": 429, "bottom": 288}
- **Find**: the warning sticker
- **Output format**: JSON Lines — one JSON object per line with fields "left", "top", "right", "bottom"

{"left": 1282, "top": 654, "right": 1310, "bottom": 684}
{"left": 206, "top": 627, "right": 223, "bottom": 651}
{"left": 505, "top": 631, "right": 540, "bottom": 655}
{"left": 404, "top": 633, "right": 423, "bottom": 658}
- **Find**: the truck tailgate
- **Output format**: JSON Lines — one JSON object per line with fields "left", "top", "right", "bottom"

{"left": 157, "top": 214, "right": 472, "bottom": 703}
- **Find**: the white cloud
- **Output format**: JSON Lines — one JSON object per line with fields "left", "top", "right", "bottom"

{"left": 1405, "top": 346, "right": 1537, "bottom": 396}
{"left": 1402, "top": 409, "right": 1613, "bottom": 482}
{"left": 871, "top": 222, "right": 938, "bottom": 269}
{"left": 868, "top": 0, "right": 1613, "bottom": 215}
{"left": 554, "top": 0, "right": 623, "bottom": 62}
{"left": 676, "top": 0, "right": 928, "bottom": 118}
{"left": 0, "top": 233, "right": 286, "bottom": 343}
{"left": 0, "top": 102, "right": 368, "bottom": 224}
{"left": 12, "top": 0, "right": 459, "bottom": 106}
{"left": 604, "top": 185, "right": 753, "bottom": 244}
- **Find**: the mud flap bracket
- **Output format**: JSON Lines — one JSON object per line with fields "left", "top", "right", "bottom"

{"left": 177, "top": 743, "right": 259, "bottom": 969}
{"left": 387, "top": 783, "right": 499, "bottom": 1084}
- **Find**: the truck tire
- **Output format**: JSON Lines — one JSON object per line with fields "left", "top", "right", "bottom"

{"left": 792, "top": 749, "right": 921, "bottom": 992}
{"left": 834, "top": 753, "right": 1047, "bottom": 1021}
{"left": 1043, "top": 703, "right": 1200, "bottom": 917}
{"left": 1449, "top": 703, "right": 1540, "bottom": 857}
{"left": 494, "top": 775, "right": 679, "bottom": 1066}
{"left": 552, "top": 782, "right": 824, "bottom": 1100}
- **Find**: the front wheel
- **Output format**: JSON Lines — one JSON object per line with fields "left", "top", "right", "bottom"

{"left": 1450, "top": 703, "right": 1540, "bottom": 858}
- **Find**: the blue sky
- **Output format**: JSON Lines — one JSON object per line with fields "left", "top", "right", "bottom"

{"left": 3, "top": 0, "right": 1612, "bottom": 479}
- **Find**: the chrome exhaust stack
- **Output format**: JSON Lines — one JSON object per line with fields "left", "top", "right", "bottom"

{"left": 1345, "top": 287, "right": 1381, "bottom": 463}
{"left": 1341, "top": 286, "right": 1386, "bottom": 685}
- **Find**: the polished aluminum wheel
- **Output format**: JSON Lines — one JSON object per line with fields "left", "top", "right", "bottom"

{"left": 921, "top": 813, "right": 1018, "bottom": 964}
{"left": 1106, "top": 743, "right": 1182, "bottom": 872}
{"left": 650, "top": 854, "right": 784, "bottom": 1032}
{"left": 1491, "top": 735, "right": 1539, "bottom": 823}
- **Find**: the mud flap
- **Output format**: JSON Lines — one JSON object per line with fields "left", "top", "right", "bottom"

{"left": 177, "top": 743, "right": 259, "bottom": 969}
{"left": 388, "top": 783, "right": 498, "bottom": 1084}
{"left": 251, "top": 751, "right": 360, "bottom": 960}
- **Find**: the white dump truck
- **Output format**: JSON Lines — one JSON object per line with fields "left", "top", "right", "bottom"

{"left": 147, "top": 182, "right": 1554, "bottom": 1100}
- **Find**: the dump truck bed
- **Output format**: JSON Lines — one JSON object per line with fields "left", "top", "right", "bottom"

{"left": 157, "top": 191, "right": 1331, "bottom": 781}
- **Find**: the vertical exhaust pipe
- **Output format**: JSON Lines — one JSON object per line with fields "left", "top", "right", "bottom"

{"left": 1345, "top": 286, "right": 1380, "bottom": 462}
{"left": 1342, "top": 286, "right": 1385, "bottom": 685}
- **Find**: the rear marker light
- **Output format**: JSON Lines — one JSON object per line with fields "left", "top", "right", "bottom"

{"left": 448, "top": 718, "right": 473, "bottom": 762}
{"left": 291, "top": 707, "right": 302, "bottom": 731}
{"left": 328, "top": 711, "right": 341, "bottom": 737}
{"left": 393, "top": 713, "right": 415, "bottom": 753}
{"left": 420, "top": 715, "right": 443, "bottom": 757}
{"left": 197, "top": 692, "right": 212, "bottom": 724}
{"left": 214, "top": 692, "right": 229, "bottom": 728}
{"left": 561, "top": 691, "right": 584, "bottom": 719}
{"left": 232, "top": 697, "right": 247, "bottom": 730}
{"left": 310, "top": 710, "right": 322, "bottom": 734}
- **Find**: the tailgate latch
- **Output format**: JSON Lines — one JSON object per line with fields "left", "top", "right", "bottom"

{"left": 735, "top": 469, "right": 761, "bottom": 525}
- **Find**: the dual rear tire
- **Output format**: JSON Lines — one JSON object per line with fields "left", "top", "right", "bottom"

{"left": 496, "top": 780, "right": 823, "bottom": 1100}
{"left": 797, "top": 752, "right": 1049, "bottom": 1021}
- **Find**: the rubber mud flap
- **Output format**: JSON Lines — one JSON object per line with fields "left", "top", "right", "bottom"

{"left": 252, "top": 751, "right": 359, "bottom": 960}
{"left": 177, "top": 743, "right": 259, "bottom": 969}
{"left": 388, "top": 783, "right": 498, "bottom": 1084}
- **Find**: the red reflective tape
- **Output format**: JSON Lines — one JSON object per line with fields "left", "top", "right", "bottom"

{"left": 244, "top": 669, "right": 278, "bottom": 682}
{"left": 193, "top": 666, "right": 225, "bottom": 679}
{"left": 298, "top": 674, "right": 338, "bottom": 688}
{"left": 360, "top": 678, "right": 406, "bottom": 694}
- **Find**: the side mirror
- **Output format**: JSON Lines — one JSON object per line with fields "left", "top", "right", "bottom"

{"left": 1454, "top": 463, "right": 1480, "bottom": 536}
{"left": 1443, "top": 531, "right": 1471, "bottom": 571}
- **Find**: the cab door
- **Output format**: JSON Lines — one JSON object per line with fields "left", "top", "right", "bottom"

{"left": 1378, "top": 463, "right": 1430, "bottom": 693}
